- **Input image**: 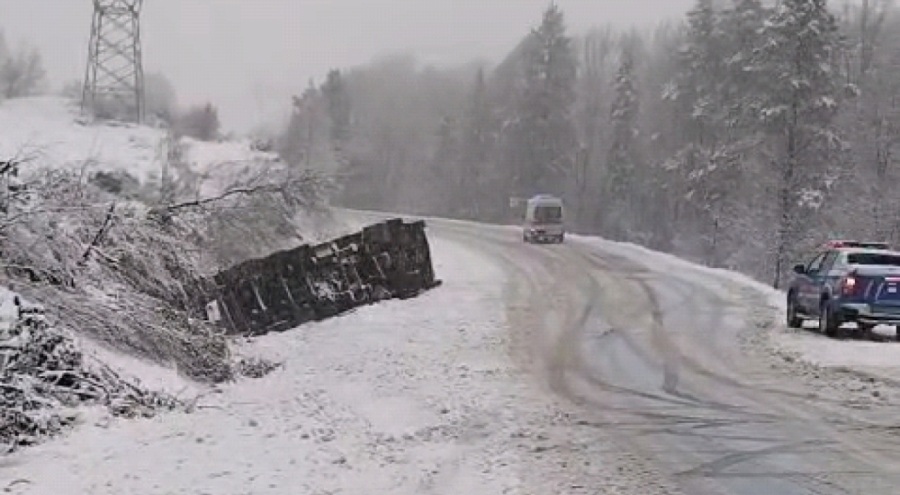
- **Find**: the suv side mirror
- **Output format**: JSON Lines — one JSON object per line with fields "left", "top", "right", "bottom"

{"left": 792, "top": 264, "right": 806, "bottom": 275}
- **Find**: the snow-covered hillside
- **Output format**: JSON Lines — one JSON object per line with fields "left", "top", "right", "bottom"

{"left": 0, "top": 97, "right": 164, "bottom": 182}
{"left": 0, "top": 96, "right": 343, "bottom": 455}
{"left": 0, "top": 96, "right": 280, "bottom": 195}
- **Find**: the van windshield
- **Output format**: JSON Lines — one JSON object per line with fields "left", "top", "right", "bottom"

{"left": 534, "top": 205, "right": 562, "bottom": 224}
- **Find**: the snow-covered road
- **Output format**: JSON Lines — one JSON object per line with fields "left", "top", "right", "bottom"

{"left": 8, "top": 213, "right": 900, "bottom": 494}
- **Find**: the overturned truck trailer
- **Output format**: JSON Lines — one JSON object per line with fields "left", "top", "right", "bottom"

{"left": 203, "top": 218, "right": 441, "bottom": 336}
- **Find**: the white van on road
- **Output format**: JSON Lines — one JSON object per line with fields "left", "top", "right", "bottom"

{"left": 522, "top": 194, "right": 565, "bottom": 244}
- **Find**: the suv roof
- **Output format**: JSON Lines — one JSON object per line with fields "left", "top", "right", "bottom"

{"left": 843, "top": 247, "right": 900, "bottom": 257}
{"left": 823, "top": 240, "right": 891, "bottom": 250}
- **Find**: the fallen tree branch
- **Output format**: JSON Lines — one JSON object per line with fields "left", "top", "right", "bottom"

{"left": 0, "top": 160, "right": 18, "bottom": 176}
{"left": 80, "top": 202, "right": 116, "bottom": 265}
{"left": 85, "top": 246, "right": 119, "bottom": 265}
{"left": 163, "top": 184, "right": 277, "bottom": 211}
{"left": 157, "top": 175, "right": 320, "bottom": 214}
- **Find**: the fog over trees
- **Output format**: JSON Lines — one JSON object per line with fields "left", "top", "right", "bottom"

{"left": 1, "top": 1, "right": 896, "bottom": 289}
{"left": 277, "top": 0, "right": 900, "bottom": 287}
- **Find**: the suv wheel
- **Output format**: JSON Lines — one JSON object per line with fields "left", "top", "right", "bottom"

{"left": 786, "top": 294, "right": 803, "bottom": 329}
{"left": 820, "top": 301, "right": 840, "bottom": 338}
{"left": 856, "top": 323, "right": 874, "bottom": 339}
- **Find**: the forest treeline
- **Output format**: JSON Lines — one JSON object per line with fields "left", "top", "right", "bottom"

{"left": 280, "top": 0, "right": 898, "bottom": 287}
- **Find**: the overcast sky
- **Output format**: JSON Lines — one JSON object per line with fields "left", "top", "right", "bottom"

{"left": 0, "top": 0, "right": 693, "bottom": 134}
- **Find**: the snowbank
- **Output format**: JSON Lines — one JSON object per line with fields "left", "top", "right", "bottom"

{"left": 773, "top": 326, "right": 900, "bottom": 381}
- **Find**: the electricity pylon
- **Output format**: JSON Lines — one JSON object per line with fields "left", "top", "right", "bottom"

{"left": 82, "top": 0, "right": 145, "bottom": 123}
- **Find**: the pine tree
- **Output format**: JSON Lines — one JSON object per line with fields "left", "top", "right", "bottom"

{"left": 720, "top": 0, "right": 768, "bottom": 132}
{"left": 509, "top": 3, "right": 578, "bottom": 196}
{"left": 669, "top": 0, "right": 725, "bottom": 147}
{"left": 279, "top": 81, "right": 331, "bottom": 170}
{"left": 868, "top": 19, "right": 900, "bottom": 240}
{"left": 608, "top": 47, "right": 639, "bottom": 200}
{"left": 831, "top": 2, "right": 899, "bottom": 241}
{"left": 750, "top": 0, "right": 845, "bottom": 287}
{"left": 574, "top": 28, "right": 615, "bottom": 229}
{"left": 459, "top": 67, "right": 495, "bottom": 218}
{"left": 664, "top": 0, "right": 732, "bottom": 260}
{"left": 605, "top": 45, "right": 642, "bottom": 239}
{"left": 431, "top": 116, "right": 463, "bottom": 215}
{"left": 320, "top": 69, "right": 351, "bottom": 145}
{"left": 175, "top": 103, "right": 220, "bottom": 141}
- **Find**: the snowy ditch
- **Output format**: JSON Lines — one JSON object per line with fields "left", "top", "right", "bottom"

{"left": 0, "top": 212, "right": 445, "bottom": 454}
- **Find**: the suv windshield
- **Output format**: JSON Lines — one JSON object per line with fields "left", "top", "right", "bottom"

{"left": 534, "top": 206, "right": 562, "bottom": 224}
{"left": 847, "top": 252, "right": 900, "bottom": 266}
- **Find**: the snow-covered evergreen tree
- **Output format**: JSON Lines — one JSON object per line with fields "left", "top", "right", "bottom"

{"left": 279, "top": 81, "right": 336, "bottom": 172}
{"left": 669, "top": 0, "right": 725, "bottom": 147}
{"left": 720, "top": 0, "right": 769, "bottom": 132}
{"left": 430, "top": 116, "right": 463, "bottom": 215}
{"left": 750, "top": 0, "right": 846, "bottom": 287}
{"left": 604, "top": 44, "right": 643, "bottom": 239}
{"left": 459, "top": 67, "right": 496, "bottom": 218}
{"left": 607, "top": 48, "right": 639, "bottom": 198}
{"left": 508, "top": 3, "right": 578, "bottom": 197}
{"left": 320, "top": 69, "right": 351, "bottom": 146}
